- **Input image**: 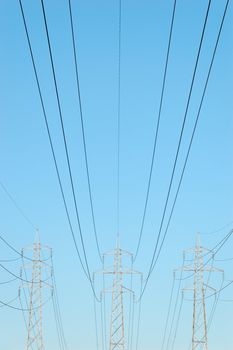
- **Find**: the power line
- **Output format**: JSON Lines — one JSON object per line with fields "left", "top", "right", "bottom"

{"left": 200, "top": 277, "right": 233, "bottom": 301}
{"left": 129, "top": 295, "right": 135, "bottom": 350}
{"left": 170, "top": 292, "right": 183, "bottom": 350}
{"left": 135, "top": 276, "right": 143, "bottom": 350}
{"left": 0, "top": 296, "right": 21, "bottom": 309}
{"left": 0, "top": 181, "right": 37, "bottom": 230}
{"left": 0, "top": 296, "right": 20, "bottom": 309}
{"left": 127, "top": 260, "right": 134, "bottom": 350}
{"left": 134, "top": 0, "right": 177, "bottom": 261}
{"left": 0, "top": 277, "right": 18, "bottom": 284}
{"left": 0, "top": 293, "right": 52, "bottom": 312}
{"left": 140, "top": 0, "right": 212, "bottom": 299}
{"left": 0, "top": 257, "right": 21, "bottom": 263}
{"left": 200, "top": 220, "right": 233, "bottom": 235}
{"left": 102, "top": 271, "right": 107, "bottom": 350}
{"left": 52, "top": 294, "right": 64, "bottom": 350}
{"left": 39, "top": 0, "right": 94, "bottom": 290}
{"left": 18, "top": 0, "right": 99, "bottom": 300}
{"left": 100, "top": 293, "right": 106, "bottom": 350}
{"left": 161, "top": 275, "right": 176, "bottom": 350}
{"left": 181, "top": 228, "right": 233, "bottom": 282}
{"left": 214, "top": 256, "right": 233, "bottom": 262}
{"left": 18, "top": 0, "right": 88, "bottom": 278}
{"left": 149, "top": 0, "right": 230, "bottom": 275}
{"left": 117, "top": 0, "right": 122, "bottom": 239}
{"left": 52, "top": 278, "right": 67, "bottom": 350}
{"left": 53, "top": 284, "right": 67, "bottom": 350}
{"left": 139, "top": 0, "right": 230, "bottom": 300}
{"left": 51, "top": 258, "right": 68, "bottom": 350}
{"left": 0, "top": 260, "right": 51, "bottom": 285}
{"left": 206, "top": 278, "right": 224, "bottom": 330}
{"left": 93, "top": 291, "right": 100, "bottom": 350}
{"left": 147, "top": 0, "right": 212, "bottom": 274}
{"left": 0, "top": 232, "right": 49, "bottom": 263}
{"left": 19, "top": 296, "right": 34, "bottom": 350}
{"left": 67, "top": 0, "right": 102, "bottom": 262}
{"left": 165, "top": 267, "right": 184, "bottom": 350}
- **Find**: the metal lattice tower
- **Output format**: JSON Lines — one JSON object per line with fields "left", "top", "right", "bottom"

{"left": 20, "top": 234, "right": 52, "bottom": 350}
{"left": 109, "top": 245, "right": 125, "bottom": 350}
{"left": 191, "top": 236, "right": 208, "bottom": 350}
{"left": 95, "top": 242, "right": 142, "bottom": 350}
{"left": 181, "top": 235, "right": 223, "bottom": 350}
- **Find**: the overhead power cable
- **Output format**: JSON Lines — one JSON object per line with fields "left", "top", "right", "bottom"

{"left": 67, "top": 0, "right": 102, "bottom": 262}
{"left": 117, "top": 0, "right": 122, "bottom": 239}
{"left": 0, "top": 257, "right": 21, "bottom": 263}
{"left": 134, "top": 0, "right": 177, "bottom": 261}
{"left": 214, "top": 256, "right": 233, "bottom": 262}
{"left": 170, "top": 293, "right": 183, "bottom": 350}
{"left": 135, "top": 282, "right": 143, "bottom": 350}
{"left": 52, "top": 293, "right": 65, "bottom": 350}
{"left": 165, "top": 265, "right": 184, "bottom": 350}
{"left": 181, "top": 228, "right": 233, "bottom": 282}
{"left": 39, "top": 0, "right": 95, "bottom": 291}
{"left": 161, "top": 275, "right": 176, "bottom": 350}
{"left": 19, "top": 296, "right": 32, "bottom": 350}
{"left": 18, "top": 0, "right": 99, "bottom": 300}
{"left": 206, "top": 277, "right": 224, "bottom": 330}
{"left": 0, "top": 277, "right": 18, "bottom": 284}
{"left": 149, "top": 0, "right": 230, "bottom": 277}
{"left": 102, "top": 272, "right": 107, "bottom": 350}
{"left": 0, "top": 295, "right": 21, "bottom": 309}
{"left": 51, "top": 258, "right": 68, "bottom": 350}
{"left": 39, "top": 0, "right": 101, "bottom": 300}
{"left": 147, "top": 0, "right": 212, "bottom": 276}
{"left": 139, "top": 0, "right": 230, "bottom": 300}
{"left": 93, "top": 291, "right": 100, "bottom": 350}
{"left": 0, "top": 233, "right": 49, "bottom": 263}
{"left": 0, "top": 260, "right": 50, "bottom": 285}
{"left": 18, "top": 0, "right": 87, "bottom": 277}
{"left": 133, "top": 275, "right": 143, "bottom": 350}
{"left": 129, "top": 294, "right": 135, "bottom": 350}
{"left": 128, "top": 263, "right": 134, "bottom": 350}
{"left": 0, "top": 294, "right": 52, "bottom": 312}
{"left": 200, "top": 220, "right": 233, "bottom": 235}
{"left": 100, "top": 293, "right": 106, "bottom": 350}
{"left": 0, "top": 181, "right": 37, "bottom": 230}
{"left": 140, "top": 0, "right": 212, "bottom": 298}
{"left": 204, "top": 279, "right": 233, "bottom": 300}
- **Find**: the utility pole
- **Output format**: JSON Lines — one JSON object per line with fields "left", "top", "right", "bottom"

{"left": 19, "top": 234, "right": 52, "bottom": 350}
{"left": 180, "top": 235, "right": 223, "bottom": 350}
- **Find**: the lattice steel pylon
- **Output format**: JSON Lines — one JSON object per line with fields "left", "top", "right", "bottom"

{"left": 109, "top": 244, "right": 125, "bottom": 350}
{"left": 180, "top": 235, "right": 223, "bottom": 350}
{"left": 95, "top": 241, "right": 142, "bottom": 350}
{"left": 20, "top": 233, "right": 52, "bottom": 350}
{"left": 191, "top": 236, "right": 208, "bottom": 350}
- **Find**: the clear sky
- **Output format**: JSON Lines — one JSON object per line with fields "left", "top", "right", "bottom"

{"left": 0, "top": 0, "right": 233, "bottom": 349}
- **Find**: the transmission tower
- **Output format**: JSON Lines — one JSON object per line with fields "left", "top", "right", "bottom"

{"left": 109, "top": 245, "right": 125, "bottom": 350}
{"left": 95, "top": 242, "right": 142, "bottom": 350}
{"left": 180, "top": 235, "right": 223, "bottom": 350}
{"left": 19, "top": 234, "right": 52, "bottom": 350}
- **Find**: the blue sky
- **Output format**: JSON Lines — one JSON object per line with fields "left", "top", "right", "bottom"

{"left": 0, "top": 0, "right": 232, "bottom": 349}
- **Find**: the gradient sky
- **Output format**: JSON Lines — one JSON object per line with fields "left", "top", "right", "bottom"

{"left": 0, "top": 0, "right": 233, "bottom": 349}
